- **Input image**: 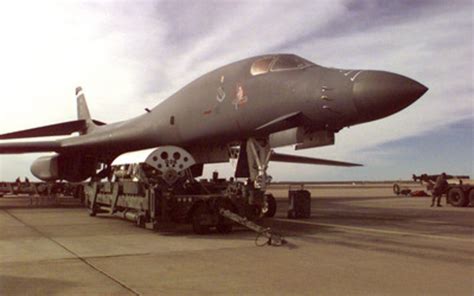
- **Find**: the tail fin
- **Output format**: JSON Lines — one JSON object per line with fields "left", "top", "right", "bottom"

{"left": 75, "top": 86, "right": 97, "bottom": 134}
{"left": 0, "top": 87, "right": 106, "bottom": 141}
{"left": 76, "top": 86, "right": 92, "bottom": 121}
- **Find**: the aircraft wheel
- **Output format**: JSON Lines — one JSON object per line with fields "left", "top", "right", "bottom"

{"left": 393, "top": 184, "right": 401, "bottom": 196}
{"left": 88, "top": 201, "right": 97, "bottom": 217}
{"left": 469, "top": 190, "right": 474, "bottom": 206}
{"left": 447, "top": 188, "right": 468, "bottom": 207}
{"left": 247, "top": 204, "right": 263, "bottom": 221}
{"left": 192, "top": 204, "right": 211, "bottom": 235}
{"left": 263, "top": 194, "right": 277, "bottom": 218}
{"left": 136, "top": 214, "right": 146, "bottom": 228}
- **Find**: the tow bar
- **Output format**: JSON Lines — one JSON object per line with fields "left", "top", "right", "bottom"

{"left": 219, "top": 209, "right": 287, "bottom": 246}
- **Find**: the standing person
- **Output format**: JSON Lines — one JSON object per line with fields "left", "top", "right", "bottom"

{"left": 431, "top": 172, "right": 448, "bottom": 207}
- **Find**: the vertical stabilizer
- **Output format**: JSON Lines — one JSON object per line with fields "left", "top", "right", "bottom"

{"left": 76, "top": 86, "right": 91, "bottom": 121}
{"left": 75, "top": 87, "right": 95, "bottom": 134}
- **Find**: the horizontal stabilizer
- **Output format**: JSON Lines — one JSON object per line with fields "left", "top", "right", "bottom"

{"left": 270, "top": 152, "right": 362, "bottom": 167}
{"left": 92, "top": 119, "right": 106, "bottom": 126}
{"left": 0, "top": 120, "right": 88, "bottom": 140}
{"left": 0, "top": 141, "right": 62, "bottom": 154}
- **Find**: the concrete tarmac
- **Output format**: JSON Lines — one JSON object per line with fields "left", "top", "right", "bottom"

{"left": 0, "top": 183, "right": 472, "bottom": 295}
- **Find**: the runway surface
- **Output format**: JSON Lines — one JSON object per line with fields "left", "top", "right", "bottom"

{"left": 0, "top": 183, "right": 472, "bottom": 295}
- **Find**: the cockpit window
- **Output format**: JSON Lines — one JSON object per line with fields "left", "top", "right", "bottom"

{"left": 250, "top": 57, "right": 273, "bottom": 76}
{"left": 271, "top": 55, "right": 311, "bottom": 72}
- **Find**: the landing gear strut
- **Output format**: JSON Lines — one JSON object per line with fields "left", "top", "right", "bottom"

{"left": 246, "top": 137, "right": 272, "bottom": 190}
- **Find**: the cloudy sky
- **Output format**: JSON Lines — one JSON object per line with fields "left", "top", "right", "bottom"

{"left": 0, "top": 0, "right": 472, "bottom": 181}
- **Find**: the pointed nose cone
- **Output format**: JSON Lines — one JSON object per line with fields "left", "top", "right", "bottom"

{"left": 352, "top": 70, "right": 428, "bottom": 122}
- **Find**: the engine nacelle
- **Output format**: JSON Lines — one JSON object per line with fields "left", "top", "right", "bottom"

{"left": 31, "top": 155, "right": 59, "bottom": 181}
{"left": 31, "top": 154, "right": 97, "bottom": 182}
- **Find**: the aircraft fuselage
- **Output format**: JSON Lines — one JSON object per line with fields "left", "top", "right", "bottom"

{"left": 0, "top": 54, "right": 428, "bottom": 181}
{"left": 61, "top": 54, "right": 426, "bottom": 156}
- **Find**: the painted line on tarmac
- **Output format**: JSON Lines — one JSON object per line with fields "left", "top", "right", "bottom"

{"left": 274, "top": 218, "right": 474, "bottom": 243}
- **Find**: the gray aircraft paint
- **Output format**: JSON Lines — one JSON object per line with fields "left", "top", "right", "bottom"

{"left": 0, "top": 54, "right": 428, "bottom": 181}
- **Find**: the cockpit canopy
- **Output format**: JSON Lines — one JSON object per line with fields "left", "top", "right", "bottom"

{"left": 250, "top": 54, "right": 313, "bottom": 76}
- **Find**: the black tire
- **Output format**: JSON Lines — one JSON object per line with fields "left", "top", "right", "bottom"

{"left": 192, "top": 203, "right": 211, "bottom": 235}
{"left": 393, "top": 184, "right": 401, "bottom": 196}
{"left": 447, "top": 188, "right": 468, "bottom": 207}
{"left": 247, "top": 204, "right": 263, "bottom": 221}
{"left": 287, "top": 211, "right": 295, "bottom": 219}
{"left": 136, "top": 214, "right": 146, "bottom": 228}
{"left": 263, "top": 194, "right": 277, "bottom": 218}
{"left": 216, "top": 223, "right": 233, "bottom": 234}
{"left": 401, "top": 189, "right": 412, "bottom": 196}
{"left": 468, "top": 189, "right": 474, "bottom": 206}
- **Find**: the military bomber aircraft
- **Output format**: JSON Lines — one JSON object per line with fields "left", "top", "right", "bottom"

{"left": 0, "top": 54, "right": 428, "bottom": 189}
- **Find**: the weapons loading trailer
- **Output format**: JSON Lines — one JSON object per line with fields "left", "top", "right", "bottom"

{"left": 84, "top": 146, "right": 282, "bottom": 244}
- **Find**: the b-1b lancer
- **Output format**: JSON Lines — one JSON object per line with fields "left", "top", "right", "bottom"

{"left": 0, "top": 54, "right": 428, "bottom": 189}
